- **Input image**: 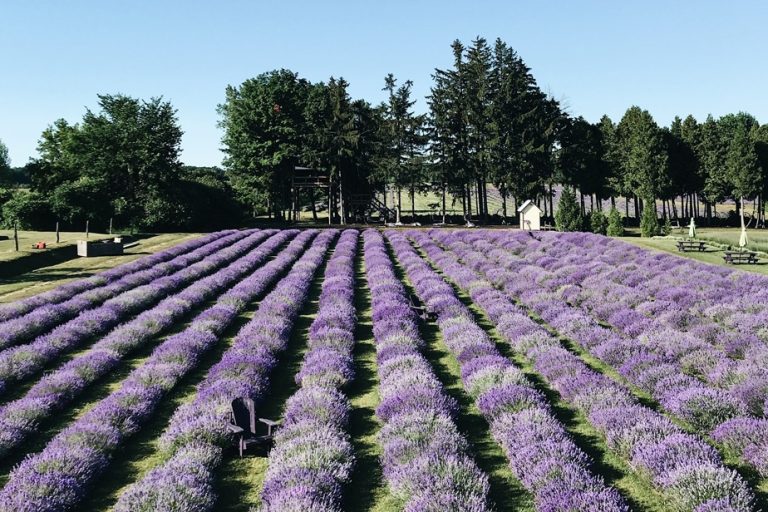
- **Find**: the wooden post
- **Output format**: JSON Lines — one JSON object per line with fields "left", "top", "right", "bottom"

{"left": 109, "top": 217, "right": 113, "bottom": 235}
{"left": 56, "top": 221, "right": 60, "bottom": 243}
{"left": 14, "top": 221, "right": 19, "bottom": 252}
{"left": 86, "top": 220, "right": 89, "bottom": 239}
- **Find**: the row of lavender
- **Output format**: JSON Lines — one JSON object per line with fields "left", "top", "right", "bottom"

{"left": 534, "top": 232, "right": 768, "bottom": 417}
{"left": 524, "top": 232, "right": 768, "bottom": 473}
{"left": 0, "top": 230, "right": 245, "bottom": 350}
{"left": 0, "top": 231, "right": 230, "bottom": 322}
{"left": 112, "top": 230, "right": 336, "bottom": 512}
{"left": 387, "top": 230, "right": 628, "bottom": 511}
{"left": 0, "top": 229, "right": 263, "bottom": 395}
{"left": 475, "top": 231, "right": 768, "bottom": 477}
{"left": 258, "top": 229, "right": 359, "bottom": 511}
{"left": 0, "top": 230, "right": 323, "bottom": 511}
{"left": 363, "top": 230, "right": 490, "bottom": 511}
{"left": 423, "top": 230, "right": 755, "bottom": 511}
{"left": 0, "top": 229, "right": 288, "bottom": 458}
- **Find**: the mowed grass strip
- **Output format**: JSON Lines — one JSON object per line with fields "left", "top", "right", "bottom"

{"left": 78, "top": 300, "right": 263, "bottom": 510}
{"left": 344, "top": 243, "right": 388, "bottom": 511}
{"left": 409, "top": 240, "right": 672, "bottom": 512}
{"left": 386, "top": 238, "right": 535, "bottom": 512}
{"left": 0, "top": 296, "right": 219, "bottom": 488}
{"left": 213, "top": 249, "right": 329, "bottom": 512}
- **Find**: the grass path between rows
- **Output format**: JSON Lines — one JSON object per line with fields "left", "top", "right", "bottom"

{"left": 0, "top": 295, "right": 216, "bottom": 488}
{"left": 408, "top": 238, "right": 679, "bottom": 512}
{"left": 213, "top": 245, "right": 329, "bottom": 511}
{"left": 386, "top": 237, "right": 535, "bottom": 512}
{"left": 344, "top": 242, "right": 389, "bottom": 510}
{"left": 421, "top": 235, "right": 768, "bottom": 510}
{"left": 0, "top": 233, "right": 200, "bottom": 301}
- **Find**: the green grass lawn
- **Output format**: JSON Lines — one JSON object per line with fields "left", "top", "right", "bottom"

{"left": 0, "top": 233, "right": 200, "bottom": 302}
{"left": 621, "top": 234, "right": 768, "bottom": 276}
{"left": 0, "top": 229, "right": 112, "bottom": 257}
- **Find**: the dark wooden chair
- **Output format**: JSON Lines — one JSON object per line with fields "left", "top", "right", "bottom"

{"left": 409, "top": 293, "right": 434, "bottom": 321}
{"left": 228, "top": 397, "right": 280, "bottom": 457}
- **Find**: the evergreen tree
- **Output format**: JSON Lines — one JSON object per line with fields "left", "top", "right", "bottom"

{"left": 640, "top": 197, "right": 660, "bottom": 237}
{"left": 555, "top": 187, "right": 583, "bottom": 231}
{"left": 589, "top": 209, "right": 608, "bottom": 235}
{"left": 606, "top": 207, "right": 624, "bottom": 236}
{"left": 616, "top": 106, "right": 670, "bottom": 201}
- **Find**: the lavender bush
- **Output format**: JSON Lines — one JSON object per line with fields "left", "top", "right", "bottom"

{"left": 0, "top": 230, "right": 331, "bottom": 511}
{"left": 393, "top": 230, "right": 628, "bottom": 512}
{"left": 112, "top": 230, "right": 337, "bottom": 512}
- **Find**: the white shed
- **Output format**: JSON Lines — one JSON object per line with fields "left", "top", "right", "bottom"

{"left": 517, "top": 200, "right": 542, "bottom": 231}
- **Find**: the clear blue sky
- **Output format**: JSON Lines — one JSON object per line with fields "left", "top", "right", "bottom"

{"left": 1, "top": 0, "right": 766, "bottom": 167}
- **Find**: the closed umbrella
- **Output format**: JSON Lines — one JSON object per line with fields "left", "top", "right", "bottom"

{"left": 739, "top": 197, "right": 748, "bottom": 250}
{"left": 739, "top": 223, "right": 748, "bottom": 250}
{"left": 688, "top": 218, "right": 696, "bottom": 239}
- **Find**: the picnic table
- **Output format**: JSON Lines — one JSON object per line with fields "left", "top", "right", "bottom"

{"left": 676, "top": 240, "right": 705, "bottom": 252}
{"left": 723, "top": 251, "right": 759, "bottom": 265}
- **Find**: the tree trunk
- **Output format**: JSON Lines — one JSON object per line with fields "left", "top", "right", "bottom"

{"left": 548, "top": 183, "right": 554, "bottom": 220}
{"left": 502, "top": 192, "right": 507, "bottom": 220}
{"left": 310, "top": 189, "right": 318, "bottom": 221}
{"left": 633, "top": 196, "right": 639, "bottom": 218}
{"left": 474, "top": 183, "right": 481, "bottom": 221}
{"left": 442, "top": 183, "right": 447, "bottom": 224}
{"left": 466, "top": 183, "right": 472, "bottom": 218}
{"left": 410, "top": 184, "right": 415, "bottom": 220}
{"left": 662, "top": 200, "right": 667, "bottom": 219}
{"left": 625, "top": 196, "right": 629, "bottom": 218}
{"left": 611, "top": 196, "right": 616, "bottom": 209}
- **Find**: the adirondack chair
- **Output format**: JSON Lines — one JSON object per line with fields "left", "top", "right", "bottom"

{"left": 227, "top": 397, "right": 280, "bottom": 457}
{"left": 409, "top": 293, "right": 434, "bottom": 321}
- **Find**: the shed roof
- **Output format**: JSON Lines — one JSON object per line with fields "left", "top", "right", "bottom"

{"left": 517, "top": 199, "right": 541, "bottom": 213}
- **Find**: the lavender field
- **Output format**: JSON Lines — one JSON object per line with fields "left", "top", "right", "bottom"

{"left": 0, "top": 227, "right": 767, "bottom": 512}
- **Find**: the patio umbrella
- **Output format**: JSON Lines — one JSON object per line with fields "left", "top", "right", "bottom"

{"left": 739, "top": 220, "right": 749, "bottom": 249}
{"left": 739, "top": 197, "right": 748, "bottom": 250}
{"left": 688, "top": 218, "right": 696, "bottom": 239}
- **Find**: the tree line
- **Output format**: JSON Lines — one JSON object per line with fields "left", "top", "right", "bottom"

{"left": 1, "top": 36, "right": 766, "bottom": 231}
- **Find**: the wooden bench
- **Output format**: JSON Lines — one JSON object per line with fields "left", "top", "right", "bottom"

{"left": 540, "top": 223, "right": 556, "bottom": 231}
{"left": 723, "top": 251, "right": 758, "bottom": 265}
{"left": 676, "top": 240, "right": 705, "bottom": 252}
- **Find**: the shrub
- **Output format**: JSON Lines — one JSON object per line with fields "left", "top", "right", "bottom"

{"left": 554, "top": 188, "right": 583, "bottom": 232}
{"left": 589, "top": 209, "right": 608, "bottom": 235}
{"left": 662, "top": 216, "right": 673, "bottom": 236}
{"left": 606, "top": 207, "right": 624, "bottom": 236}
{"left": 640, "top": 200, "right": 660, "bottom": 237}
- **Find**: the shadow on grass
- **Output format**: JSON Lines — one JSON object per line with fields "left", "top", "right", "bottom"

{"left": 344, "top": 246, "right": 388, "bottom": 510}
{"left": 0, "top": 296, "right": 221, "bottom": 488}
{"left": 215, "top": 246, "right": 328, "bottom": 512}
{"left": 78, "top": 300, "right": 263, "bottom": 510}
{"left": 384, "top": 236, "right": 535, "bottom": 512}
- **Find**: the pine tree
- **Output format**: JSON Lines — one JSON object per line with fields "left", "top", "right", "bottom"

{"left": 555, "top": 187, "right": 583, "bottom": 231}
{"left": 640, "top": 198, "right": 660, "bottom": 237}
{"left": 606, "top": 207, "right": 624, "bottom": 236}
